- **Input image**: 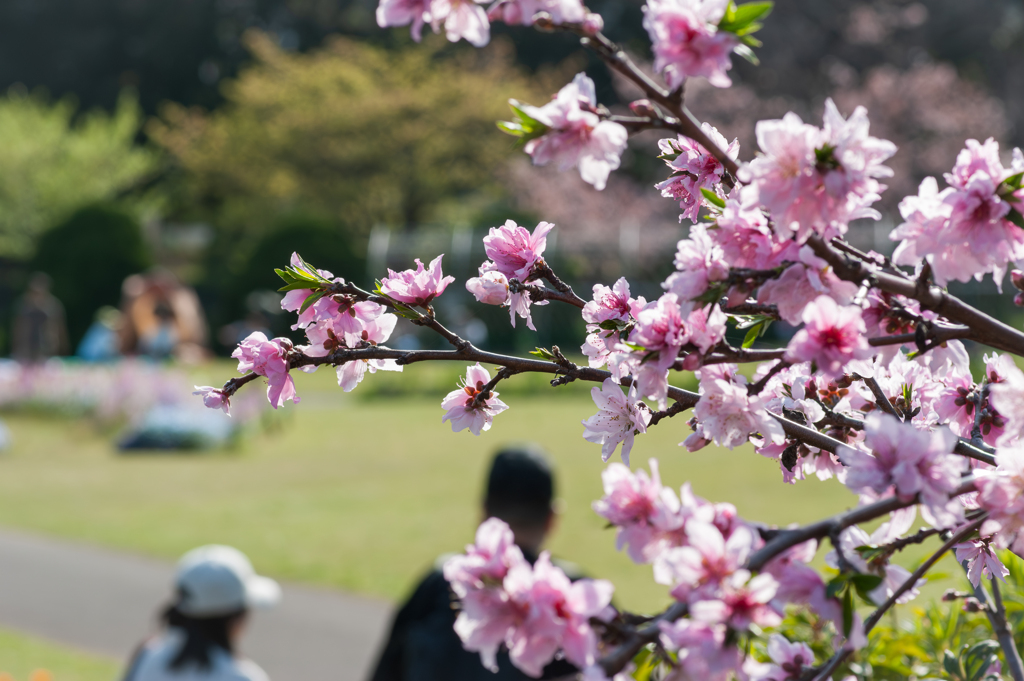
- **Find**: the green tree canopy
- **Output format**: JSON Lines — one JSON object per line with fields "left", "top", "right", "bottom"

{"left": 148, "top": 31, "right": 546, "bottom": 244}
{"left": 0, "top": 90, "right": 159, "bottom": 259}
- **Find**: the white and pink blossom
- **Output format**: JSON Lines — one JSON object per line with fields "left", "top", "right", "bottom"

{"left": 231, "top": 332, "right": 298, "bottom": 409}
{"left": 466, "top": 270, "right": 511, "bottom": 306}
{"left": 954, "top": 539, "right": 1009, "bottom": 587}
{"left": 657, "top": 125, "right": 740, "bottom": 222}
{"left": 193, "top": 386, "right": 230, "bottom": 415}
{"left": 662, "top": 224, "right": 729, "bottom": 303}
{"left": 441, "top": 363, "right": 510, "bottom": 435}
{"left": 581, "top": 378, "right": 652, "bottom": 465}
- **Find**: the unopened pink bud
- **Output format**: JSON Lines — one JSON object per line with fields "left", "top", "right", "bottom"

{"left": 629, "top": 99, "right": 656, "bottom": 118}
{"left": 1015, "top": 291, "right": 1024, "bottom": 307}
{"left": 581, "top": 12, "right": 603, "bottom": 35}
{"left": 680, "top": 353, "right": 702, "bottom": 371}
{"left": 1012, "top": 269, "right": 1024, "bottom": 291}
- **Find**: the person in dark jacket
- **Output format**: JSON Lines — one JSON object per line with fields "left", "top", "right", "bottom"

{"left": 369, "top": 445, "right": 580, "bottom": 681}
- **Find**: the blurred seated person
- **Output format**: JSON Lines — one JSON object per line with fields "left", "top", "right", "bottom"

{"left": 77, "top": 306, "right": 124, "bottom": 362}
{"left": 122, "top": 545, "right": 280, "bottom": 681}
{"left": 120, "top": 269, "right": 209, "bottom": 363}
{"left": 369, "top": 445, "right": 579, "bottom": 681}
{"left": 12, "top": 272, "right": 67, "bottom": 362}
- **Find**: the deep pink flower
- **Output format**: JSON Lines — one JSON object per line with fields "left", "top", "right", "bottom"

{"left": 592, "top": 459, "right": 691, "bottom": 563}
{"left": 441, "top": 363, "right": 510, "bottom": 435}
{"left": 444, "top": 518, "right": 528, "bottom": 597}
{"left": 784, "top": 295, "right": 872, "bottom": 379}
{"left": 626, "top": 293, "right": 691, "bottom": 408}
{"left": 520, "top": 74, "right": 628, "bottom": 190}
{"left": 740, "top": 100, "right": 895, "bottom": 242}
{"left": 582, "top": 278, "right": 633, "bottom": 325}
{"left": 643, "top": 0, "right": 737, "bottom": 89}
{"left": 954, "top": 539, "right": 1009, "bottom": 587}
{"left": 581, "top": 378, "right": 652, "bottom": 465}
{"left": 231, "top": 332, "right": 297, "bottom": 409}
{"left": 839, "top": 413, "right": 962, "bottom": 526}
{"left": 657, "top": 124, "right": 740, "bottom": 222}
{"left": 482, "top": 220, "right": 554, "bottom": 281}
{"left": 466, "top": 270, "right": 510, "bottom": 306}
{"left": 380, "top": 254, "right": 456, "bottom": 306}
{"left": 662, "top": 224, "right": 729, "bottom": 303}
{"left": 686, "top": 304, "right": 727, "bottom": 355}
{"left": 193, "top": 386, "right": 230, "bottom": 415}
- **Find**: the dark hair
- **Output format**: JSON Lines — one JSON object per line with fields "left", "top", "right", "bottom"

{"left": 483, "top": 444, "right": 555, "bottom": 527}
{"left": 161, "top": 602, "right": 245, "bottom": 671}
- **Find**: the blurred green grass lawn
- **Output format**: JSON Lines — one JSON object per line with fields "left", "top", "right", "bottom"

{"left": 0, "top": 360, "right": 968, "bottom": 671}
{"left": 0, "top": 627, "right": 119, "bottom": 681}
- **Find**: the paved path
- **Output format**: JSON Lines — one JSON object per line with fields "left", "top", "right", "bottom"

{"left": 0, "top": 528, "right": 394, "bottom": 680}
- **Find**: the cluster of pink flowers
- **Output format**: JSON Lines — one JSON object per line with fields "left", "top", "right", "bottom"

{"left": 689, "top": 363, "right": 785, "bottom": 450}
{"left": 891, "top": 138, "right": 1024, "bottom": 287}
{"left": 656, "top": 124, "right": 739, "bottom": 222}
{"left": 739, "top": 99, "right": 896, "bottom": 243}
{"left": 642, "top": 0, "right": 737, "bottom": 89}
{"left": 518, "top": 73, "right": 629, "bottom": 191}
{"left": 231, "top": 332, "right": 298, "bottom": 409}
{"left": 444, "top": 518, "right": 615, "bottom": 677}
{"left": 466, "top": 220, "right": 554, "bottom": 330}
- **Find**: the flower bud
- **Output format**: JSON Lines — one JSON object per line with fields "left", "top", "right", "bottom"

{"left": 1015, "top": 291, "right": 1024, "bottom": 307}
{"left": 467, "top": 271, "right": 510, "bottom": 306}
{"left": 680, "top": 352, "right": 702, "bottom": 371}
{"left": 532, "top": 11, "right": 555, "bottom": 31}
{"left": 581, "top": 12, "right": 604, "bottom": 36}
{"left": 629, "top": 99, "right": 657, "bottom": 118}
{"left": 962, "top": 597, "right": 983, "bottom": 613}
{"left": 1012, "top": 269, "right": 1024, "bottom": 291}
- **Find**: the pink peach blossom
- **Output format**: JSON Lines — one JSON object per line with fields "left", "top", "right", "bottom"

{"left": 784, "top": 295, "right": 872, "bottom": 379}
{"left": 657, "top": 124, "right": 740, "bottom": 222}
{"left": 954, "top": 539, "right": 1009, "bottom": 587}
{"left": 482, "top": 220, "right": 554, "bottom": 281}
{"left": 581, "top": 378, "right": 652, "bottom": 465}
{"left": 662, "top": 224, "right": 729, "bottom": 303}
{"left": 441, "top": 363, "right": 510, "bottom": 435}
{"left": 231, "top": 332, "right": 298, "bottom": 409}
{"left": 193, "top": 386, "right": 230, "bottom": 415}
{"left": 466, "top": 270, "right": 510, "bottom": 306}
{"left": 643, "top": 0, "right": 737, "bottom": 89}
{"left": 379, "top": 254, "right": 456, "bottom": 306}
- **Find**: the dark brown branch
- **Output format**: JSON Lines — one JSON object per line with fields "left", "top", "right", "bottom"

{"left": 863, "top": 376, "right": 903, "bottom": 420}
{"left": 806, "top": 236, "right": 1024, "bottom": 357}
{"left": 722, "top": 302, "right": 780, "bottom": 319}
{"left": 648, "top": 400, "right": 689, "bottom": 426}
{"left": 509, "top": 279, "right": 587, "bottom": 309}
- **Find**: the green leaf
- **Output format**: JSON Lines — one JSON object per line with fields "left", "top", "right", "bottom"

{"left": 943, "top": 649, "right": 963, "bottom": 681}
{"left": 854, "top": 545, "right": 888, "bottom": 562}
{"left": 826, "top": 574, "right": 849, "bottom": 600}
{"left": 599, "top": 319, "right": 625, "bottom": 331}
{"left": 733, "top": 43, "right": 760, "bottom": 65}
{"left": 497, "top": 100, "right": 550, "bottom": 147}
{"left": 529, "top": 347, "right": 556, "bottom": 360}
{"left": 742, "top": 325, "right": 761, "bottom": 349}
{"left": 700, "top": 187, "right": 726, "bottom": 208}
{"left": 850, "top": 573, "right": 884, "bottom": 601}
{"left": 1003, "top": 170, "right": 1024, "bottom": 190}
{"left": 724, "top": 1, "right": 773, "bottom": 29}
{"left": 842, "top": 586, "right": 854, "bottom": 636}
{"left": 298, "top": 290, "right": 326, "bottom": 314}
{"left": 739, "top": 34, "right": 763, "bottom": 47}
{"left": 1008, "top": 208, "right": 1024, "bottom": 229}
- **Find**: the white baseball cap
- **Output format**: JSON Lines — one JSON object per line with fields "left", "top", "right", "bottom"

{"left": 174, "top": 545, "right": 281, "bottom": 617}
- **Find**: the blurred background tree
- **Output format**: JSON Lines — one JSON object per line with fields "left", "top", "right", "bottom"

{"left": 0, "top": 90, "right": 158, "bottom": 260}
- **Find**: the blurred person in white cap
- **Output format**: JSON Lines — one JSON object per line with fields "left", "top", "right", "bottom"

{"left": 122, "top": 545, "right": 281, "bottom": 681}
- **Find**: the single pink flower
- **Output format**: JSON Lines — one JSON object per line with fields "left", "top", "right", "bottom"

{"left": 376, "top": 0, "right": 431, "bottom": 40}
{"left": 380, "top": 254, "right": 456, "bottom": 306}
{"left": 231, "top": 332, "right": 298, "bottom": 409}
{"left": 582, "top": 277, "right": 633, "bottom": 325}
{"left": 581, "top": 378, "right": 652, "bottom": 465}
{"left": 642, "top": 0, "right": 737, "bottom": 89}
{"left": 975, "top": 445, "right": 1024, "bottom": 554}
{"left": 691, "top": 364, "right": 785, "bottom": 449}
{"left": 954, "top": 539, "right": 1009, "bottom": 587}
{"left": 466, "top": 270, "right": 510, "bottom": 306}
{"left": 784, "top": 295, "right": 872, "bottom": 378}
{"left": 520, "top": 73, "right": 628, "bottom": 190}
{"left": 747, "top": 634, "right": 815, "bottom": 681}
{"left": 193, "top": 386, "right": 230, "bottom": 415}
{"left": 444, "top": 518, "right": 528, "bottom": 597}
{"left": 653, "top": 522, "right": 757, "bottom": 600}
{"left": 689, "top": 570, "right": 782, "bottom": 630}
{"left": 482, "top": 220, "right": 554, "bottom": 281}
{"left": 441, "top": 363, "right": 510, "bottom": 435}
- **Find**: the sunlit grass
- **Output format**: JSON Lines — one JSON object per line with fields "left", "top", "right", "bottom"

{"left": 0, "top": 627, "right": 119, "bottom": 681}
